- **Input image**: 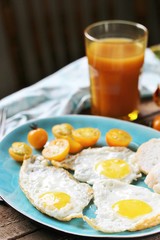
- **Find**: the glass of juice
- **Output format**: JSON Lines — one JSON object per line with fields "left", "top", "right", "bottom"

{"left": 84, "top": 20, "right": 148, "bottom": 118}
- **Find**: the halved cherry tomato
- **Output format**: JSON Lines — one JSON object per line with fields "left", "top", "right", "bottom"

{"left": 106, "top": 128, "right": 132, "bottom": 147}
{"left": 52, "top": 123, "right": 74, "bottom": 138}
{"left": 72, "top": 127, "right": 100, "bottom": 147}
{"left": 9, "top": 142, "right": 32, "bottom": 162}
{"left": 64, "top": 136, "right": 83, "bottom": 154}
{"left": 27, "top": 127, "right": 48, "bottom": 149}
{"left": 52, "top": 123, "right": 83, "bottom": 153}
{"left": 152, "top": 115, "right": 160, "bottom": 131}
{"left": 42, "top": 139, "right": 69, "bottom": 161}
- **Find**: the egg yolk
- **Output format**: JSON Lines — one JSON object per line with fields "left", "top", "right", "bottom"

{"left": 39, "top": 192, "right": 71, "bottom": 210}
{"left": 112, "top": 199, "right": 152, "bottom": 219}
{"left": 95, "top": 159, "right": 131, "bottom": 179}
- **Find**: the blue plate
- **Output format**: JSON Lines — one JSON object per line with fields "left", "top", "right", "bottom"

{"left": 0, "top": 115, "right": 160, "bottom": 238}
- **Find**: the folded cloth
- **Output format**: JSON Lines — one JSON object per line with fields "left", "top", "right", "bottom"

{"left": 139, "top": 48, "right": 160, "bottom": 96}
{"left": 0, "top": 48, "right": 160, "bottom": 135}
{"left": 0, "top": 57, "right": 90, "bottom": 135}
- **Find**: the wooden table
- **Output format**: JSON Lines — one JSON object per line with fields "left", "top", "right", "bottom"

{"left": 1, "top": 97, "right": 160, "bottom": 240}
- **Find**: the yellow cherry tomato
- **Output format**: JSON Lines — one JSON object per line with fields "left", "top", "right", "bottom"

{"left": 52, "top": 123, "right": 74, "bottom": 138}
{"left": 64, "top": 136, "right": 83, "bottom": 154}
{"left": 72, "top": 127, "right": 101, "bottom": 147}
{"left": 106, "top": 128, "right": 132, "bottom": 147}
{"left": 42, "top": 139, "right": 70, "bottom": 161}
{"left": 52, "top": 123, "right": 83, "bottom": 153}
{"left": 27, "top": 127, "right": 48, "bottom": 149}
{"left": 152, "top": 115, "right": 160, "bottom": 131}
{"left": 9, "top": 142, "right": 32, "bottom": 162}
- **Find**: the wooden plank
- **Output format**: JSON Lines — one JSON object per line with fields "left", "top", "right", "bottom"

{"left": 0, "top": 203, "right": 77, "bottom": 240}
{"left": 0, "top": 204, "right": 39, "bottom": 240}
{"left": 0, "top": 0, "right": 32, "bottom": 92}
{"left": 77, "top": 0, "right": 95, "bottom": 58}
{"left": 112, "top": 0, "right": 135, "bottom": 20}
{"left": 0, "top": 2, "right": 19, "bottom": 98}
{"left": 95, "top": 0, "right": 110, "bottom": 21}
{"left": 47, "top": 0, "right": 68, "bottom": 69}
{"left": 29, "top": 0, "right": 55, "bottom": 75}
{"left": 11, "top": 0, "right": 41, "bottom": 85}
{"left": 61, "top": 0, "right": 82, "bottom": 61}
{"left": 146, "top": 0, "right": 160, "bottom": 46}
{"left": 79, "top": 0, "right": 94, "bottom": 28}
{"left": 18, "top": 228, "right": 76, "bottom": 240}
{"left": 0, "top": 25, "right": 17, "bottom": 98}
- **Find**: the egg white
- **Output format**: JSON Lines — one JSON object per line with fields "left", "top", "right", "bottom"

{"left": 83, "top": 179, "right": 160, "bottom": 233}
{"left": 19, "top": 155, "right": 93, "bottom": 221}
{"left": 52, "top": 146, "right": 141, "bottom": 185}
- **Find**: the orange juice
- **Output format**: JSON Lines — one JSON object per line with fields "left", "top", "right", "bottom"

{"left": 86, "top": 38, "right": 145, "bottom": 117}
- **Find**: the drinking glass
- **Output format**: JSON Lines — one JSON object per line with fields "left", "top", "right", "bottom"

{"left": 84, "top": 20, "right": 148, "bottom": 119}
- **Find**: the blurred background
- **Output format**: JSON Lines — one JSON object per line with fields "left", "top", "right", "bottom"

{"left": 0, "top": 0, "right": 160, "bottom": 99}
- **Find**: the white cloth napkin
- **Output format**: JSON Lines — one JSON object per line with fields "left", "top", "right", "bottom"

{"left": 0, "top": 57, "right": 90, "bottom": 135}
{"left": 0, "top": 48, "right": 160, "bottom": 135}
{"left": 139, "top": 48, "right": 160, "bottom": 96}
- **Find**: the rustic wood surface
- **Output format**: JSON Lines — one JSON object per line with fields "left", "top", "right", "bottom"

{"left": 1, "top": 97, "right": 160, "bottom": 240}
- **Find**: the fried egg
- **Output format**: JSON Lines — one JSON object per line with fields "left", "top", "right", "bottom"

{"left": 83, "top": 179, "right": 160, "bottom": 233}
{"left": 19, "top": 155, "right": 93, "bottom": 221}
{"left": 51, "top": 146, "right": 141, "bottom": 185}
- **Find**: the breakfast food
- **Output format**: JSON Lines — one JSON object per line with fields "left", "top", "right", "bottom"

{"left": 52, "top": 124, "right": 100, "bottom": 153}
{"left": 83, "top": 179, "right": 160, "bottom": 233}
{"left": 52, "top": 123, "right": 83, "bottom": 154}
{"left": 9, "top": 122, "right": 160, "bottom": 234}
{"left": 42, "top": 138, "right": 70, "bottom": 161}
{"left": 27, "top": 126, "right": 48, "bottom": 149}
{"left": 72, "top": 127, "right": 101, "bottom": 147}
{"left": 9, "top": 142, "right": 32, "bottom": 162}
{"left": 51, "top": 146, "right": 141, "bottom": 185}
{"left": 152, "top": 115, "right": 160, "bottom": 131}
{"left": 106, "top": 128, "right": 132, "bottom": 147}
{"left": 134, "top": 138, "right": 160, "bottom": 174}
{"left": 19, "top": 155, "right": 93, "bottom": 221}
{"left": 63, "top": 136, "right": 83, "bottom": 154}
{"left": 52, "top": 123, "right": 74, "bottom": 138}
{"left": 145, "top": 162, "right": 160, "bottom": 193}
